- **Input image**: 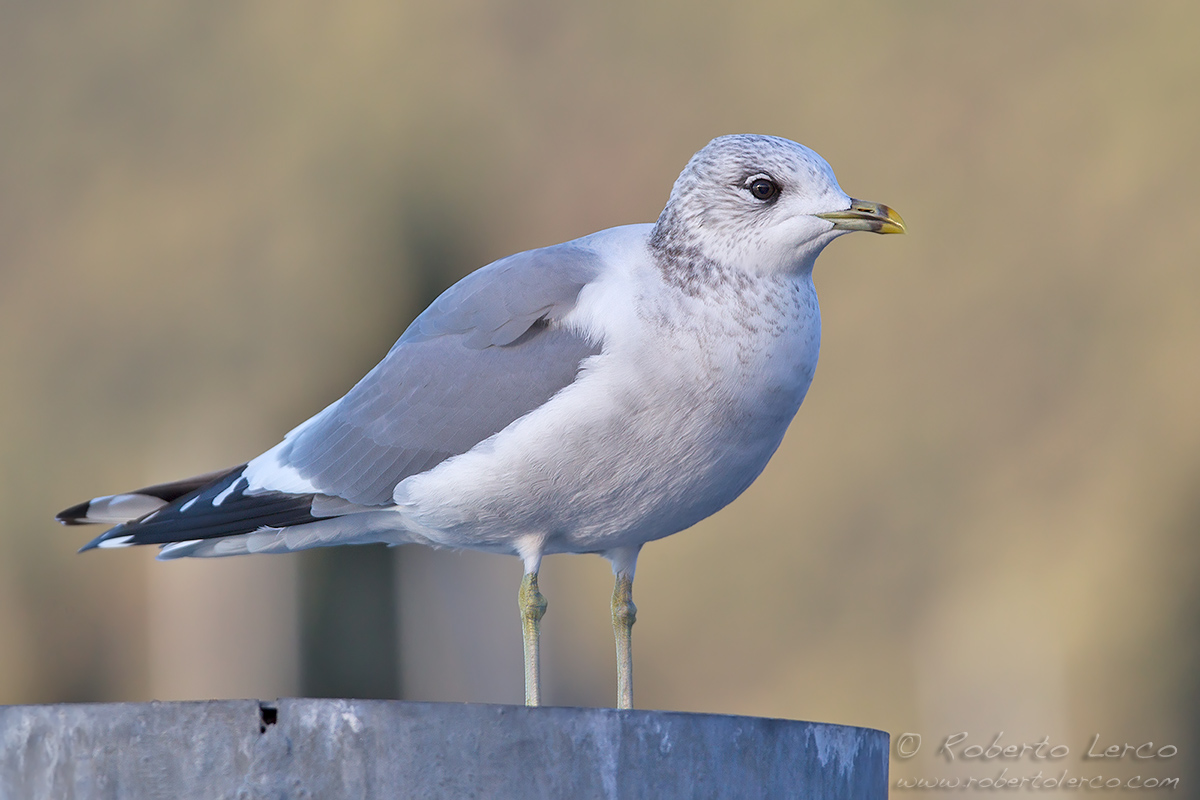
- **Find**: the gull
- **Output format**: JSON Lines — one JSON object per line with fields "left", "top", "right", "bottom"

{"left": 57, "top": 134, "right": 904, "bottom": 709}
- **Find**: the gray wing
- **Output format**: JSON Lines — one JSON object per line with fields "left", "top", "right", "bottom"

{"left": 276, "top": 243, "right": 605, "bottom": 505}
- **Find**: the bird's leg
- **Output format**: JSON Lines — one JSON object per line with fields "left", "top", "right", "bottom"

{"left": 519, "top": 570, "right": 548, "bottom": 706}
{"left": 611, "top": 572, "right": 637, "bottom": 709}
{"left": 605, "top": 545, "right": 641, "bottom": 710}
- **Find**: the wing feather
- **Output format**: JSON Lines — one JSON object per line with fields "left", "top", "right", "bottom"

{"left": 262, "top": 242, "right": 605, "bottom": 505}
{"left": 68, "top": 240, "right": 608, "bottom": 552}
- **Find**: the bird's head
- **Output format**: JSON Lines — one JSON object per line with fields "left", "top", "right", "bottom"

{"left": 651, "top": 134, "right": 904, "bottom": 277}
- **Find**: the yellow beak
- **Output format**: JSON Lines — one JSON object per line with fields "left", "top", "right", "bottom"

{"left": 817, "top": 199, "right": 906, "bottom": 235}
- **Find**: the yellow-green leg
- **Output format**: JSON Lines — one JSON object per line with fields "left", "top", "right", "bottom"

{"left": 611, "top": 573, "right": 637, "bottom": 709}
{"left": 519, "top": 571, "right": 548, "bottom": 706}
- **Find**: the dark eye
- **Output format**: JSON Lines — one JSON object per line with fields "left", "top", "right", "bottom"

{"left": 748, "top": 178, "right": 779, "bottom": 201}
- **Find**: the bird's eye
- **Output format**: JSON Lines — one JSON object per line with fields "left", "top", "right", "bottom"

{"left": 747, "top": 178, "right": 779, "bottom": 202}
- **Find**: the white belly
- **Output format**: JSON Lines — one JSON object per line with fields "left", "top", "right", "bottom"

{"left": 393, "top": 272, "right": 821, "bottom": 556}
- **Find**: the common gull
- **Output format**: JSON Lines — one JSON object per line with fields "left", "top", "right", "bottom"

{"left": 58, "top": 134, "right": 905, "bottom": 708}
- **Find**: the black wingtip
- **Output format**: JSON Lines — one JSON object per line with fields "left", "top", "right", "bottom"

{"left": 78, "top": 524, "right": 125, "bottom": 553}
{"left": 56, "top": 501, "right": 92, "bottom": 526}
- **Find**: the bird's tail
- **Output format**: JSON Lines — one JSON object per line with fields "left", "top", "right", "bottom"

{"left": 55, "top": 466, "right": 244, "bottom": 526}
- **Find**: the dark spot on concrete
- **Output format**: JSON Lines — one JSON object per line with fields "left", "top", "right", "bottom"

{"left": 259, "top": 702, "right": 278, "bottom": 733}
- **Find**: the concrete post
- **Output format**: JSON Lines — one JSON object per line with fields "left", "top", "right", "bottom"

{"left": 1, "top": 699, "right": 888, "bottom": 799}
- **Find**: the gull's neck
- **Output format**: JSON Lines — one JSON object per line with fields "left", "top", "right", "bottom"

{"left": 648, "top": 205, "right": 815, "bottom": 297}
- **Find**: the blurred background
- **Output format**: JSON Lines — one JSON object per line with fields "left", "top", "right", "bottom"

{"left": 2, "top": 0, "right": 1197, "bottom": 791}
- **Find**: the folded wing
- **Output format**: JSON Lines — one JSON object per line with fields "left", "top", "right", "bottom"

{"left": 66, "top": 242, "right": 606, "bottom": 552}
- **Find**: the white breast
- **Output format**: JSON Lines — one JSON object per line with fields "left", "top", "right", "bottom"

{"left": 392, "top": 238, "right": 822, "bottom": 557}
